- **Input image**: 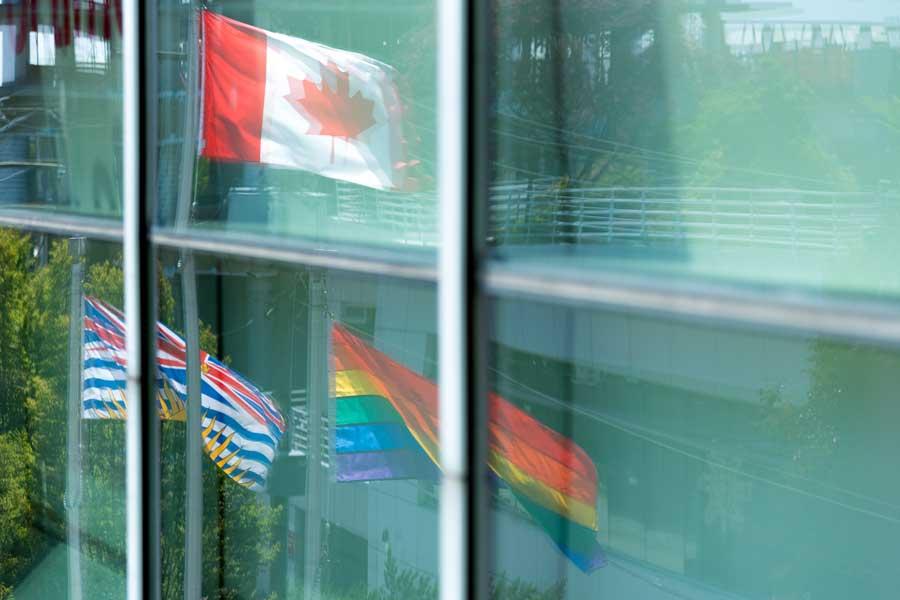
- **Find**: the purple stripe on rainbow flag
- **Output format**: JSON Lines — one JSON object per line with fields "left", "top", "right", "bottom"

{"left": 335, "top": 449, "right": 439, "bottom": 482}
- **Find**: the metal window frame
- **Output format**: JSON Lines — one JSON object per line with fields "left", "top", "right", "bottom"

{"left": 124, "top": 0, "right": 160, "bottom": 598}
{"left": 10, "top": 202, "right": 900, "bottom": 350}
{"left": 122, "top": 0, "right": 143, "bottom": 595}
{"left": 5, "top": 0, "right": 900, "bottom": 599}
{"left": 0, "top": 211, "right": 123, "bottom": 241}
{"left": 484, "top": 265, "right": 900, "bottom": 349}
{"left": 439, "top": 0, "right": 491, "bottom": 598}
{"left": 437, "top": 0, "right": 470, "bottom": 596}
{"left": 151, "top": 228, "right": 438, "bottom": 281}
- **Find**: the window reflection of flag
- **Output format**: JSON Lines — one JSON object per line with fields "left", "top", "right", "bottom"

{"left": 81, "top": 297, "right": 286, "bottom": 491}
{"left": 331, "top": 323, "right": 607, "bottom": 572}
{"left": 200, "top": 10, "right": 408, "bottom": 191}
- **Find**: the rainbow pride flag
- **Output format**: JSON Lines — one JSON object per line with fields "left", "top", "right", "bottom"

{"left": 332, "top": 324, "right": 605, "bottom": 572}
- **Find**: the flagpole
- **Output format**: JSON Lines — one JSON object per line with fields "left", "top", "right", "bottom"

{"left": 304, "top": 270, "right": 327, "bottom": 600}
{"left": 182, "top": 253, "right": 203, "bottom": 600}
{"left": 178, "top": 7, "right": 203, "bottom": 600}
{"left": 66, "top": 236, "right": 85, "bottom": 600}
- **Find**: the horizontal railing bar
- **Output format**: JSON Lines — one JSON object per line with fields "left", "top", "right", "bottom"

{"left": 0, "top": 185, "right": 886, "bottom": 257}
{"left": 495, "top": 228, "right": 848, "bottom": 240}
{"left": 489, "top": 198, "right": 883, "bottom": 210}
{"left": 494, "top": 220, "right": 866, "bottom": 235}
{"left": 490, "top": 184, "right": 895, "bottom": 196}
{"left": 579, "top": 222, "right": 846, "bottom": 235}
{"left": 490, "top": 208, "right": 878, "bottom": 223}
{"left": 507, "top": 195, "right": 885, "bottom": 204}
{"left": 492, "top": 235, "right": 840, "bottom": 250}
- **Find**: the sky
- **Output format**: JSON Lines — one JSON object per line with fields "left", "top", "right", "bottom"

{"left": 726, "top": 0, "right": 900, "bottom": 23}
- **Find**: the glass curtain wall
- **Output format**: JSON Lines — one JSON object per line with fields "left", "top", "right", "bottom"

{"left": 3, "top": 1, "right": 900, "bottom": 600}
{"left": 488, "top": 0, "right": 900, "bottom": 298}
{"left": 156, "top": 0, "right": 438, "bottom": 252}
{"left": 0, "top": 229, "right": 127, "bottom": 599}
{"left": 0, "top": 1, "right": 127, "bottom": 597}
{"left": 484, "top": 1, "right": 900, "bottom": 600}
{"left": 0, "top": 2, "right": 123, "bottom": 216}
{"left": 154, "top": 252, "right": 439, "bottom": 600}
{"left": 153, "top": 2, "right": 440, "bottom": 599}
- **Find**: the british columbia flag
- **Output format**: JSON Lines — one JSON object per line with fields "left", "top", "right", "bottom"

{"left": 82, "top": 296, "right": 286, "bottom": 491}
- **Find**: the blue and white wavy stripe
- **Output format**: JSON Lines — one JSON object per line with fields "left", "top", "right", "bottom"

{"left": 80, "top": 296, "right": 284, "bottom": 491}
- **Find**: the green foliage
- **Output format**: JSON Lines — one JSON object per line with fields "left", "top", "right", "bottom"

{"left": 84, "top": 261, "right": 124, "bottom": 308}
{"left": 675, "top": 53, "right": 855, "bottom": 190}
{"left": 492, "top": 1, "right": 893, "bottom": 197}
{"left": 317, "top": 546, "right": 565, "bottom": 600}
{"left": 208, "top": 463, "right": 283, "bottom": 600}
{"left": 0, "top": 231, "right": 43, "bottom": 599}
{"left": 0, "top": 429, "right": 38, "bottom": 593}
{"left": 490, "top": 574, "right": 566, "bottom": 600}
{"left": 373, "top": 546, "right": 436, "bottom": 600}
{"left": 757, "top": 381, "right": 839, "bottom": 471}
{"left": 0, "top": 230, "right": 34, "bottom": 434}
{"left": 0, "top": 230, "right": 281, "bottom": 599}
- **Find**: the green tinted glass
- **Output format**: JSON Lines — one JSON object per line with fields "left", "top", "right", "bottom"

{"left": 159, "top": 250, "right": 439, "bottom": 600}
{"left": 156, "top": 1, "right": 437, "bottom": 256}
{"left": 0, "top": 4, "right": 123, "bottom": 217}
{"left": 489, "top": 1, "right": 900, "bottom": 299}
{"left": 489, "top": 293, "right": 900, "bottom": 599}
{"left": 0, "top": 228, "right": 126, "bottom": 598}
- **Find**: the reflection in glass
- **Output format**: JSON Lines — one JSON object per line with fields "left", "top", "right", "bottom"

{"left": 489, "top": 0, "right": 900, "bottom": 298}
{"left": 489, "top": 294, "right": 900, "bottom": 599}
{"left": 0, "top": 228, "right": 125, "bottom": 598}
{"left": 157, "top": 255, "right": 441, "bottom": 599}
{"left": 82, "top": 296, "right": 287, "bottom": 491}
{"left": 334, "top": 322, "right": 605, "bottom": 573}
{"left": 153, "top": 257, "right": 609, "bottom": 598}
{"left": 201, "top": 11, "right": 410, "bottom": 193}
{"left": 0, "top": 3, "right": 123, "bottom": 216}
{"left": 158, "top": 2, "right": 437, "bottom": 250}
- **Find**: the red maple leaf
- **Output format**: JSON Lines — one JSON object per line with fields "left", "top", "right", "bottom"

{"left": 285, "top": 62, "right": 376, "bottom": 147}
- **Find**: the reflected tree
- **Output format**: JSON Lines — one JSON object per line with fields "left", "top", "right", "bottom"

{"left": 0, "top": 230, "right": 281, "bottom": 599}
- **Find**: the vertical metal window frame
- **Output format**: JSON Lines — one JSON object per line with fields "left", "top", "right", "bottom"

{"left": 437, "top": 0, "right": 467, "bottom": 596}
{"left": 125, "top": 0, "right": 160, "bottom": 598}
{"left": 439, "top": 0, "right": 491, "bottom": 598}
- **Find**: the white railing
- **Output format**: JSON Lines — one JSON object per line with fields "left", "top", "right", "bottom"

{"left": 488, "top": 184, "right": 890, "bottom": 251}
{"left": 723, "top": 21, "right": 900, "bottom": 55}
{"left": 287, "top": 387, "right": 331, "bottom": 468}
{"left": 262, "top": 183, "right": 894, "bottom": 252}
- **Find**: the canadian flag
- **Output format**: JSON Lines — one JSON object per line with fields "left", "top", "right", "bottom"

{"left": 200, "top": 11, "right": 408, "bottom": 191}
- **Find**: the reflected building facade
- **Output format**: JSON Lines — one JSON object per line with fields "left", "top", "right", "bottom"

{"left": 1, "top": 1, "right": 900, "bottom": 600}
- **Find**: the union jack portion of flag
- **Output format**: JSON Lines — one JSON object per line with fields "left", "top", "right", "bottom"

{"left": 82, "top": 296, "right": 286, "bottom": 491}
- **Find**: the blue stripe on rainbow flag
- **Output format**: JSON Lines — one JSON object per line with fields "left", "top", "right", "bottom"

{"left": 336, "top": 423, "right": 422, "bottom": 454}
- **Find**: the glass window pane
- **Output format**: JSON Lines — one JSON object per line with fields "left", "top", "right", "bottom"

{"left": 0, "top": 3, "right": 123, "bottom": 217}
{"left": 0, "top": 227, "right": 126, "bottom": 597}
{"left": 488, "top": 1, "right": 900, "bottom": 299}
{"left": 156, "top": 2, "right": 437, "bottom": 255}
{"left": 155, "top": 249, "right": 439, "bottom": 599}
{"left": 488, "top": 293, "right": 900, "bottom": 599}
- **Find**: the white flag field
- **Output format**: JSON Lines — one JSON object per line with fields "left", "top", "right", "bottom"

{"left": 200, "top": 10, "right": 410, "bottom": 191}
